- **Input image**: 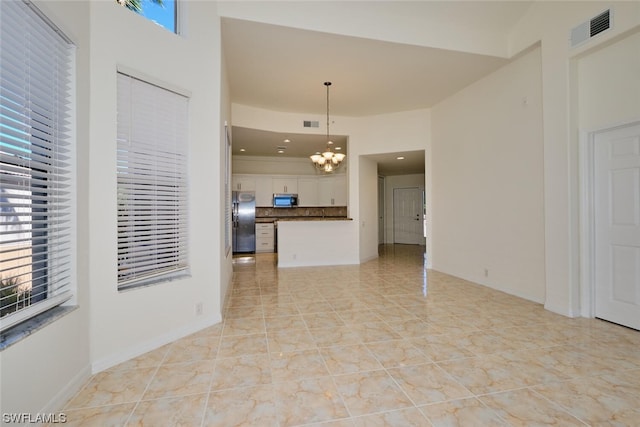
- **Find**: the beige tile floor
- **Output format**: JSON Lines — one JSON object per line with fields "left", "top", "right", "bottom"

{"left": 57, "top": 245, "right": 640, "bottom": 426}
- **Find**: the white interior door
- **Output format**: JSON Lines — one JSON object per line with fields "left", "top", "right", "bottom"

{"left": 594, "top": 122, "right": 640, "bottom": 330}
{"left": 393, "top": 187, "right": 424, "bottom": 245}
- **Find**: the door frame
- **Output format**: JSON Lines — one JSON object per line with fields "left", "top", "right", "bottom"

{"left": 579, "top": 119, "right": 640, "bottom": 318}
{"left": 378, "top": 176, "right": 385, "bottom": 244}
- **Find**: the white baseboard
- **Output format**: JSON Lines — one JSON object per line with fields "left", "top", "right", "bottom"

{"left": 360, "top": 253, "right": 379, "bottom": 264}
{"left": 91, "top": 314, "right": 222, "bottom": 373}
{"left": 40, "top": 364, "right": 92, "bottom": 415}
{"left": 483, "top": 280, "right": 545, "bottom": 305}
{"left": 430, "top": 268, "right": 545, "bottom": 305}
{"left": 544, "top": 301, "right": 580, "bottom": 318}
{"left": 278, "top": 259, "right": 358, "bottom": 268}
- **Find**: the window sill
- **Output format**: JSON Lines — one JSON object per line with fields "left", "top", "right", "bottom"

{"left": 0, "top": 305, "right": 78, "bottom": 351}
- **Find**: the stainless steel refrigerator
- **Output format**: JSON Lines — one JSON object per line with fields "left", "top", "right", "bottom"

{"left": 232, "top": 191, "right": 256, "bottom": 253}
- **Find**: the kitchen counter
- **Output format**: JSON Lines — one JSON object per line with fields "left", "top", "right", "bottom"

{"left": 277, "top": 219, "right": 358, "bottom": 268}
{"left": 256, "top": 206, "right": 347, "bottom": 220}
{"left": 257, "top": 216, "right": 350, "bottom": 223}
{"left": 255, "top": 217, "right": 278, "bottom": 223}
{"left": 277, "top": 217, "right": 351, "bottom": 221}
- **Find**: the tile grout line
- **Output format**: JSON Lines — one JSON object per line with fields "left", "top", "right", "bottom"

{"left": 122, "top": 342, "right": 172, "bottom": 425}
{"left": 200, "top": 309, "right": 233, "bottom": 427}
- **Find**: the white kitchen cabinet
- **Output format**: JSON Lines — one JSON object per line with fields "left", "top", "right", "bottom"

{"left": 232, "top": 175, "right": 256, "bottom": 191}
{"left": 255, "top": 176, "right": 273, "bottom": 207}
{"left": 233, "top": 173, "right": 346, "bottom": 206}
{"left": 318, "top": 174, "right": 347, "bottom": 206}
{"left": 297, "top": 177, "right": 318, "bottom": 207}
{"left": 272, "top": 177, "right": 298, "bottom": 194}
{"left": 332, "top": 174, "right": 347, "bottom": 205}
{"left": 255, "top": 223, "right": 275, "bottom": 253}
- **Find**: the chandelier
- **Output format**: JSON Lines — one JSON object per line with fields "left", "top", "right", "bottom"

{"left": 310, "top": 82, "right": 346, "bottom": 173}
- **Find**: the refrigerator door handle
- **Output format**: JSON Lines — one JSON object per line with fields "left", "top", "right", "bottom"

{"left": 232, "top": 203, "right": 238, "bottom": 228}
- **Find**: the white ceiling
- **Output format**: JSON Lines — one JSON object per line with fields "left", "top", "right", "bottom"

{"left": 232, "top": 126, "right": 348, "bottom": 158}
{"left": 222, "top": 2, "right": 533, "bottom": 175}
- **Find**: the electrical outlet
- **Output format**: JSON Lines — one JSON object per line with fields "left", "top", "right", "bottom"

{"left": 195, "top": 302, "right": 203, "bottom": 316}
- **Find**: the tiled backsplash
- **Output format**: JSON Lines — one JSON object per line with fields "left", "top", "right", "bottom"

{"left": 256, "top": 206, "right": 347, "bottom": 218}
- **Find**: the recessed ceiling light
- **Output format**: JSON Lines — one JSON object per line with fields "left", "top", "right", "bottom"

{"left": 335, "top": 147, "right": 342, "bottom": 151}
{"left": 397, "top": 156, "right": 405, "bottom": 160}
{"left": 239, "top": 148, "right": 246, "bottom": 152}
{"left": 283, "top": 139, "right": 291, "bottom": 143}
{"left": 277, "top": 150, "right": 285, "bottom": 154}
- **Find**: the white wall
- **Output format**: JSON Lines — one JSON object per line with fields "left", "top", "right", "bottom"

{"left": 87, "top": 1, "right": 223, "bottom": 370}
{"left": 578, "top": 31, "right": 640, "bottom": 130}
{"left": 0, "top": 0, "right": 92, "bottom": 416}
{"left": 220, "top": 30, "right": 234, "bottom": 315}
{"left": 359, "top": 157, "right": 380, "bottom": 263}
{"left": 384, "top": 174, "right": 426, "bottom": 245}
{"left": 509, "top": 0, "right": 640, "bottom": 315}
{"left": 431, "top": 46, "right": 546, "bottom": 303}
{"left": 341, "top": 110, "right": 432, "bottom": 263}
{"left": 218, "top": 1, "right": 513, "bottom": 57}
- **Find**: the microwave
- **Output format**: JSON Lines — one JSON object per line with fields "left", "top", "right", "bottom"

{"left": 273, "top": 193, "right": 298, "bottom": 208}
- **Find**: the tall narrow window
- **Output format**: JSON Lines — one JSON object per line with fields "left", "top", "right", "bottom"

{"left": 1, "top": 0, "right": 75, "bottom": 332}
{"left": 116, "top": 72, "right": 189, "bottom": 290}
{"left": 117, "top": 0, "right": 178, "bottom": 34}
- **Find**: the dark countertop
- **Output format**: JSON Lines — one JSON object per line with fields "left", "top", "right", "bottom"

{"left": 277, "top": 217, "right": 352, "bottom": 221}
{"left": 256, "top": 216, "right": 350, "bottom": 223}
{"left": 255, "top": 218, "right": 277, "bottom": 223}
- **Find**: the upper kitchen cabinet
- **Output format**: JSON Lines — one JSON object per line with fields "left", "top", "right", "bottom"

{"left": 272, "top": 177, "right": 298, "bottom": 194}
{"left": 232, "top": 175, "right": 256, "bottom": 191}
{"left": 318, "top": 175, "right": 347, "bottom": 206}
{"left": 255, "top": 176, "right": 273, "bottom": 207}
{"left": 297, "top": 177, "right": 318, "bottom": 207}
{"left": 232, "top": 173, "right": 347, "bottom": 207}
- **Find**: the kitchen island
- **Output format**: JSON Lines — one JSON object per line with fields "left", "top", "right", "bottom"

{"left": 277, "top": 217, "right": 358, "bottom": 268}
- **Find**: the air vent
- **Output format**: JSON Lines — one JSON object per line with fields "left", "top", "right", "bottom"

{"left": 590, "top": 9, "right": 610, "bottom": 37}
{"left": 303, "top": 121, "right": 319, "bottom": 128}
{"left": 570, "top": 9, "right": 611, "bottom": 48}
{"left": 276, "top": 145, "right": 287, "bottom": 150}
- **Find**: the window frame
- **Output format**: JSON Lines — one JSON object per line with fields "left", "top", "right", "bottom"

{"left": 0, "top": 0, "right": 76, "bottom": 333}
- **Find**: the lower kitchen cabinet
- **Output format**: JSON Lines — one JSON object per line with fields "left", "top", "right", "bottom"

{"left": 256, "top": 223, "right": 275, "bottom": 253}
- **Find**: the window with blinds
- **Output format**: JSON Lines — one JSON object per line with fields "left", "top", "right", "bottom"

{"left": 116, "top": 72, "right": 189, "bottom": 290}
{"left": 0, "top": 0, "right": 75, "bottom": 332}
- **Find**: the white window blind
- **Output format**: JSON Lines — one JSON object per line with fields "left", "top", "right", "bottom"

{"left": 116, "top": 72, "right": 189, "bottom": 289}
{"left": 0, "top": 0, "right": 75, "bottom": 332}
